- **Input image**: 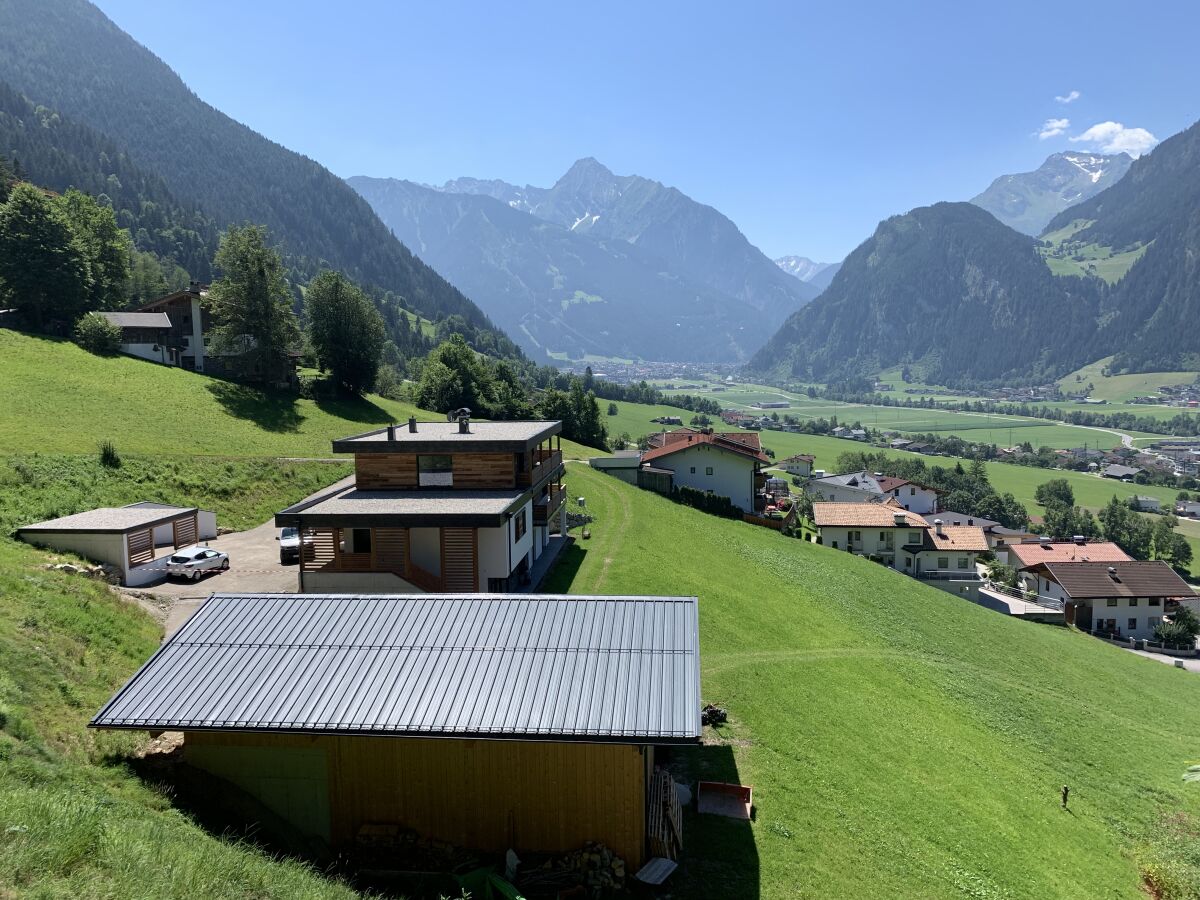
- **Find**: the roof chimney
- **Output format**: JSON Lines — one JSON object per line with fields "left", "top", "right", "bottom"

{"left": 893, "top": 512, "right": 907, "bottom": 526}
{"left": 386, "top": 423, "right": 395, "bottom": 440}
{"left": 934, "top": 518, "right": 944, "bottom": 537}
{"left": 1072, "top": 534, "right": 1085, "bottom": 544}
{"left": 458, "top": 415, "right": 471, "bottom": 434}
{"left": 1107, "top": 565, "right": 1119, "bottom": 580}
{"left": 408, "top": 416, "right": 417, "bottom": 433}
{"left": 1039, "top": 536, "right": 1052, "bottom": 545}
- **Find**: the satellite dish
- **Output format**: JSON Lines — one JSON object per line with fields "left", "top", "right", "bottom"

{"left": 446, "top": 407, "right": 472, "bottom": 421}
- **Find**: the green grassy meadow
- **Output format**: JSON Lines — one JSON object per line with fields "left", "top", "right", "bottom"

{"left": 0, "top": 476, "right": 365, "bottom": 898}
{"left": 5, "top": 326, "right": 1200, "bottom": 897}
{"left": 0, "top": 330, "right": 594, "bottom": 461}
{"left": 1057, "top": 357, "right": 1198, "bottom": 403}
{"left": 550, "top": 464, "right": 1200, "bottom": 898}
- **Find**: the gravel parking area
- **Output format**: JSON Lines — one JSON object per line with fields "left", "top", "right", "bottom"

{"left": 136, "top": 475, "right": 352, "bottom": 638}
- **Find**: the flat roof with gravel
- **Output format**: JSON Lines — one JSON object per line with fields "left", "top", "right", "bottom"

{"left": 18, "top": 505, "right": 198, "bottom": 534}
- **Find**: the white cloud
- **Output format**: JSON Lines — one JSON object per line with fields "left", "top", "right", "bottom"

{"left": 1055, "top": 90, "right": 1081, "bottom": 104}
{"left": 1070, "top": 121, "right": 1159, "bottom": 157}
{"left": 1037, "top": 118, "right": 1071, "bottom": 140}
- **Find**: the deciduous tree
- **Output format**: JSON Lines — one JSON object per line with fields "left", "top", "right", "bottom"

{"left": 305, "top": 270, "right": 385, "bottom": 394}
{"left": 205, "top": 225, "right": 300, "bottom": 385}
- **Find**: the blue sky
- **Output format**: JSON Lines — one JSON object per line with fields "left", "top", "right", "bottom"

{"left": 95, "top": 0, "right": 1199, "bottom": 261}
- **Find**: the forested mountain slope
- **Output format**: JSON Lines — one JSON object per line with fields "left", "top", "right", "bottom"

{"left": 350, "top": 176, "right": 772, "bottom": 362}
{"left": 1044, "top": 118, "right": 1200, "bottom": 373}
{"left": 749, "top": 202, "right": 1103, "bottom": 385}
{"left": 0, "top": 0, "right": 518, "bottom": 356}
{"left": 0, "top": 80, "right": 216, "bottom": 285}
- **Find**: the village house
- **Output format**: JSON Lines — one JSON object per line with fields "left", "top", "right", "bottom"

{"left": 919, "top": 510, "right": 1038, "bottom": 559}
{"left": 135, "top": 282, "right": 212, "bottom": 372}
{"left": 804, "top": 470, "right": 940, "bottom": 514}
{"left": 639, "top": 428, "right": 769, "bottom": 513}
{"left": 1029, "top": 560, "right": 1193, "bottom": 640}
{"left": 1131, "top": 495, "right": 1162, "bottom": 513}
{"left": 777, "top": 453, "right": 815, "bottom": 477}
{"left": 903, "top": 518, "right": 990, "bottom": 584}
{"left": 1101, "top": 463, "right": 1142, "bottom": 481}
{"left": 90, "top": 592, "right": 701, "bottom": 868}
{"left": 1006, "top": 538, "right": 1133, "bottom": 600}
{"left": 811, "top": 502, "right": 929, "bottom": 567}
{"left": 95, "top": 311, "right": 172, "bottom": 364}
{"left": 275, "top": 416, "right": 566, "bottom": 593}
{"left": 1176, "top": 499, "right": 1200, "bottom": 519}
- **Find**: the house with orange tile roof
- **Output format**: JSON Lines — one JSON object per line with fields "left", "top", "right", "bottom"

{"left": 640, "top": 428, "right": 770, "bottom": 513}
{"left": 902, "top": 518, "right": 990, "bottom": 580}
{"left": 811, "top": 502, "right": 929, "bottom": 567}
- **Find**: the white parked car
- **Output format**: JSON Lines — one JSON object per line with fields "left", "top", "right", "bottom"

{"left": 167, "top": 545, "right": 229, "bottom": 580}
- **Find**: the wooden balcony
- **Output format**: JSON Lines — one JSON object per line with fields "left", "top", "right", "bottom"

{"left": 533, "top": 482, "right": 566, "bottom": 525}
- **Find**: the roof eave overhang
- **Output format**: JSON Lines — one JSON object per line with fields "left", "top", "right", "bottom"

{"left": 88, "top": 721, "right": 702, "bottom": 745}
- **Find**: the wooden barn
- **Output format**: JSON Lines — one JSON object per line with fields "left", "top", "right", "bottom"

{"left": 90, "top": 593, "right": 701, "bottom": 867}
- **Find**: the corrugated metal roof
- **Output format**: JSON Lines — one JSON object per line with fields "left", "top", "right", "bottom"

{"left": 91, "top": 593, "right": 701, "bottom": 743}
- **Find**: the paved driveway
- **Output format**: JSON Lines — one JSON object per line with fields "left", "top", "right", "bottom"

{"left": 142, "top": 474, "right": 353, "bottom": 638}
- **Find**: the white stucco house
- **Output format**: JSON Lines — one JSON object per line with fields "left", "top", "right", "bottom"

{"left": 804, "top": 471, "right": 940, "bottom": 514}
{"left": 640, "top": 429, "right": 769, "bottom": 513}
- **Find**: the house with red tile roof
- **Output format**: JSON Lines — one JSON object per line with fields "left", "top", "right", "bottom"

{"left": 640, "top": 429, "right": 770, "bottom": 513}
{"left": 1006, "top": 539, "right": 1133, "bottom": 600}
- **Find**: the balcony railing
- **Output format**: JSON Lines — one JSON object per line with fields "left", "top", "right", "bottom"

{"left": 534, "top": 483, "right": 566, "bottom": 525}
{"left": 517, "top": 448, "right": 563, "bottom": 487}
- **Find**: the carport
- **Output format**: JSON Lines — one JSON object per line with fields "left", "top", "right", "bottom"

{"left": 17, "top": 504, "right": 204, "bottom": 587}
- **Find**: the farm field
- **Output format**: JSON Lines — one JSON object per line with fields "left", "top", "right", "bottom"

{"left": 650, "top": 385, "right": 1159, "bottom": 451}
{"left": 550, "top": 464, "right": 1200, "bottom": 898}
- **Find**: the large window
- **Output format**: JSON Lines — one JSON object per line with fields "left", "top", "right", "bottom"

{"left": 418, "top": 454, "right": 453, "bottom": 487}
{"left": 957, "top": 557, "right": 969, "bottom": 569}
{"left": 937, "top": 557, "right": 949, "bottom": 569}
{"left": 514, "top": 507, "right": 528, "bottom": 542}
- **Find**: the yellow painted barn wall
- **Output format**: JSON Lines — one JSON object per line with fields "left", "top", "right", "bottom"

{"left": 185, "top": 732, "right": 648, "bottom": 866}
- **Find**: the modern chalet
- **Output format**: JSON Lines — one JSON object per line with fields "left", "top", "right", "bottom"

{"left": 276, "top": 417, "right": 566, "bottom": 593}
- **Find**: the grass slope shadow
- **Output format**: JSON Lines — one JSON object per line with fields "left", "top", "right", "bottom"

{"left": 664, "top": 740, "right": 760, "bottom": 899}
{"left": 206, "top": 380, "right": 306, "bottom": 433}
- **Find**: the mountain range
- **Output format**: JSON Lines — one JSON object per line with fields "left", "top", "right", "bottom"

{"left": 0, "top": 0, "right": 519, "bottom": 358}
{"left": 774, "top": 256, "right": 841, "bottom": 291}
{"left": 774, "top": 256, "right": 827, "bottom": 282}
{"left": 970, "top": 151, "right": 1133, "bottom": 236}
{"left": 751, "top": 123, "right": 1200, "bottom": 384}
{"left": 350, "top": 159, "right": 818, "bottom": 362}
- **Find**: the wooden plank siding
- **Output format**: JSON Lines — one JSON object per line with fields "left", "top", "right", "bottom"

{"left": 355, "top": 452, "right": 517, "bottom": 490}
{"left": 171, "top": 514, "right": 198, "bottom": 549}
{"left": 127, "top": 527, "right": 154, "bottom": 566}
{"left": 440, "top": 527, "right": 478, "bottom": 591}
{"left": 184, "top": 732, "right": 648, "bottom": 866}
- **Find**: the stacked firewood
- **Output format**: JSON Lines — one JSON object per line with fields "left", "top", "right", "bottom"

{"left": 517, "top": 842, "right": 626, "bottom": 897}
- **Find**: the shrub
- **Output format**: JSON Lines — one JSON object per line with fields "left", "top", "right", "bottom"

{"left": 98, "top": 440, "right": 121, "bottom": 469}
{"left": 73, "top": 312, "right": 121, "bottom": 355}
